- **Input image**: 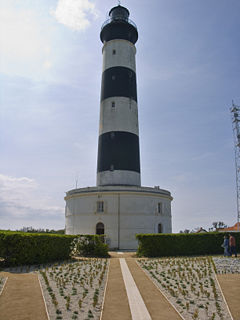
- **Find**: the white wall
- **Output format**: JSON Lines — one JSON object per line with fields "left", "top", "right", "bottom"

{"left": 65, "top": 186, "right": 172, "bottom": 249}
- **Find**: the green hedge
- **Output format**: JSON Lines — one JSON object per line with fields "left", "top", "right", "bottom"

{"left": 71, "top": 235, "right": 109, "bottom": 258}
{"left": 0, "top": 232, "right": 109, "bottom": 266}
{"left": 136, "top": 232, "right": 240, "bottom": 257}
{"left": 0, "top": 231, "right": 75, "bottom": 266}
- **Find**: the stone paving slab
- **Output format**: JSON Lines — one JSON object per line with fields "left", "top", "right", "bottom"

{"left": 120, "top": 258, "right": 151, "bottom": 320}
{"left": 217, "top": 274, "right": 240, "bottom": 320}
{"left": 0, "top": 272, "right": 48, "bottom": 320}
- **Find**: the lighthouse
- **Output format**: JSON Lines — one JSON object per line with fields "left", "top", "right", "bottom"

{"left": 65, "top": 5, "right": 173, "bottom": 250}
{"left": 97, "top": 5, "right": 140, "bottom": 187}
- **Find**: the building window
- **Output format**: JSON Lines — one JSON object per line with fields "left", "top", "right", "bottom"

{"left": 112, "top": 75, "right": 116, "bottom": 80}
{"left": 97, "top": 201, "right": 104, "bottom": 212}
{"left": 158, "top": 223, "right": 162, "bottom": 233}
{"left": 112, "top": 49, "right": 116, "bottom": 55}
{"left": 112, "top": 101, "right": 115, "bottom": 108}
{"left": 158, "top": 202, "right": 162, "bottom": 214}
{"left": 96, "top": 222, "right": 104, "bottom": 235}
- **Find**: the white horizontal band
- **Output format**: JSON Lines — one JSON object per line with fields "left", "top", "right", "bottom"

{"left": 99, "top": 97, "right": 139, "bottom": 136}
{"left": 97, "top": 170, "right": 141, "bottom": 186}
{"left": 102, "top": 39, "right": 136, "bottom": 72}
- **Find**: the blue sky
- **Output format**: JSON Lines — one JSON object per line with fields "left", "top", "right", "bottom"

{"left": 0, "top": 0, "right": 239, "bottom": 232}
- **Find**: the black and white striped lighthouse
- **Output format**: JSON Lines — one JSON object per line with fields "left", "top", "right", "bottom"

{"left": 65, "top": 4, "right": 173, "bottom": 248}
{"left": 97, "top": 5, "right": 140, "bottom": 186}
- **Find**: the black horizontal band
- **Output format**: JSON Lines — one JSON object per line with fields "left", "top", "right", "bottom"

{"left": 100, "top": 22, "right": 138, "bottom": 44}
{"left": 101, "top": 66, "right": 137, "bottom": 102}
{"left": 97, "top": 131, "right": 140, "bottom": 173}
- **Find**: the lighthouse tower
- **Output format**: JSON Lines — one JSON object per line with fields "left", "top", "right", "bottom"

{"left": 65, "top": 5, "right": 173, "bottom": 250}
{"left": 97, "top": 5, "right": 140, "bottom": 187}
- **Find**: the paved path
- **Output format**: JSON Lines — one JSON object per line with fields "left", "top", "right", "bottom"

{"left": 120, "top": 258, "right": 151, "bottom": 320}
{"left": 0, "top": 272, "right": 48, "bottom": 320}
{"left": 102, "top": 253, "right": 182, "bottom": 320}
{"left": 217, "top": 274, "right": 240, "bottom": 320}
{"left": 101, "top": 259, "right": 132, "bottom": 320}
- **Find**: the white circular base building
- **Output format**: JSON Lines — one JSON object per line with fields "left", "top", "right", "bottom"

{"left": 65, "top": 186, "right": 172, "bottom": 250}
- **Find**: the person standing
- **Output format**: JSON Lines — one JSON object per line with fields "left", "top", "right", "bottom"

{"left": 229, "top": 234, "right": 237, "bottom": 257}
{"left": 222, "top": 235, "right": 230, "bottom": 256}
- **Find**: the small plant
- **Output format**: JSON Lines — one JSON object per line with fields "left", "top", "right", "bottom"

{"left": 193, "top": 309, "right": 199, "bottom": 320}
{"left": 66, "top": 295, "right": 71, "bottom": 310}
{"left": 78, "top": 299, "right": 82, "bottom": 309}
{"left": 88, "top": 309, "right": 94, "bottom": 318}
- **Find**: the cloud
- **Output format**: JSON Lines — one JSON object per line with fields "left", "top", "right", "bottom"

{"left": 52, "top": 0, "right": 98, "bottom": 31}
{"left": 0, "top": 174, "right": 64, "bottom": 220}
{"left": 0, "top": 5, "right": 53, "bottom": 78}
{"left": 0, "top": 174, "right": 37, "bottom": 192}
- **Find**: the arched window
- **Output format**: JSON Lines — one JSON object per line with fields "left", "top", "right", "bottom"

{"left": 158, "top": 223, "right": 162, "bottom": 233}
{"left": 96, "top": 222, "right": 104, "bottom": 235}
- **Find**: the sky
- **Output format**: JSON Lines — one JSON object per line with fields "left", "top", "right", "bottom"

{"left": 0, "top": 0, "right": 240, "bottom": 233}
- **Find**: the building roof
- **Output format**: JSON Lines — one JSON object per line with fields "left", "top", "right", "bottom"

{"left": 218, "top": 222, "right": 240, "bottom": 232}
{"left": 195, "top": 227, "right": 208, "bottom": 233}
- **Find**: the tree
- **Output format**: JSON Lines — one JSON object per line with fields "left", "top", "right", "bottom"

{"left": 211, "top": 221, "right": 227, "bottom": 231}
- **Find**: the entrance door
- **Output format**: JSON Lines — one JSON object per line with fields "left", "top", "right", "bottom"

{"left": 158, "top": 223, "right": 162, "bottom": 233}
{"left": 96, "top": 222, "right": 104, "bottom": 235}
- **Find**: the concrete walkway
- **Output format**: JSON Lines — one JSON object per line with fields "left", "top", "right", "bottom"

{"left": 120, "top": 258, "right": 151, "bottom": 320}
{"left": 101, "top": 258, "right": 132, "bottom": 320}
{"left": 102, "top": 253, "right": 182, "bottom": 320}
{"left": 0, "top": 272, "right": 48, "bottom": 320}
{"left": 217, "top": 274, "right": 240, "bottom": 320}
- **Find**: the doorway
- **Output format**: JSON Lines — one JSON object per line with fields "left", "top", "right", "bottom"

{"left": 96, "top": 222, "right": 104, "bottom": 235}
{"left": 158, "top": 223, "right": 162, "bottom": 233}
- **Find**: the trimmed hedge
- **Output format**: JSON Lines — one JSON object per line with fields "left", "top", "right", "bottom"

{"left": 0, "top": 231, "right": 75, "bottom": 266}
{"left": 136, "top": 232, "right": 240, "bottom": 257}
{"left": 0, "top": 232, "right": 109, "bottom": 266}
{"left": 71, "top": 235, "right": 109, "bottom": 258}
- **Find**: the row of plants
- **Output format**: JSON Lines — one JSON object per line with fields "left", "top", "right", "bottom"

{"left": 138, "top": 257, "right": 232, "bottom": 320}
{"left": 136, "top": 232, "right": 240, "bottom": 257}
{"left": 39, "top": 259, "right": 108, "bottom": 320}
{"left": 212, "top": 256, "right": 240, "bottom": 274}
{"left": 0, "top": 232, "right": 109, "bottom": 266}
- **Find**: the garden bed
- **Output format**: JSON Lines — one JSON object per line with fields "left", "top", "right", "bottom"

{"left": 38, "top": 258, "right": 109, "bottom": 320}
{"left": 0, "top": 276, "right": 7, "bottom": 295}
{"left": 137, "top": 256, "right": 232, "bottom": 320}
{"left": 212, "top": 257, "right": 240, "bottom": 274}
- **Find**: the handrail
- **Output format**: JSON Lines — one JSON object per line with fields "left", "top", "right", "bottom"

{"left": 101, "top": 18, "right": 137, "bottom": 30}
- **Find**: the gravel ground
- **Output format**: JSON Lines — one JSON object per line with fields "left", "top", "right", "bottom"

{"left": 212, "top": 256, "right": 240, "bottom": 274}
{"left": 39, "top": 259, "right": 109, "bottom": 320}
{"left": 138, "top": 257, "right": 232, "bottom": 320}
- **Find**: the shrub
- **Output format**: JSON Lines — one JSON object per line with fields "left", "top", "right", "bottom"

{"left": 136, "top": 232, "right": 240, "bottom": 257}
{"left": 0, "top": 231, "right": 75, "bottom": 266}
{"left": 70, "top": 235, "right": 109, "bottom": 258}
